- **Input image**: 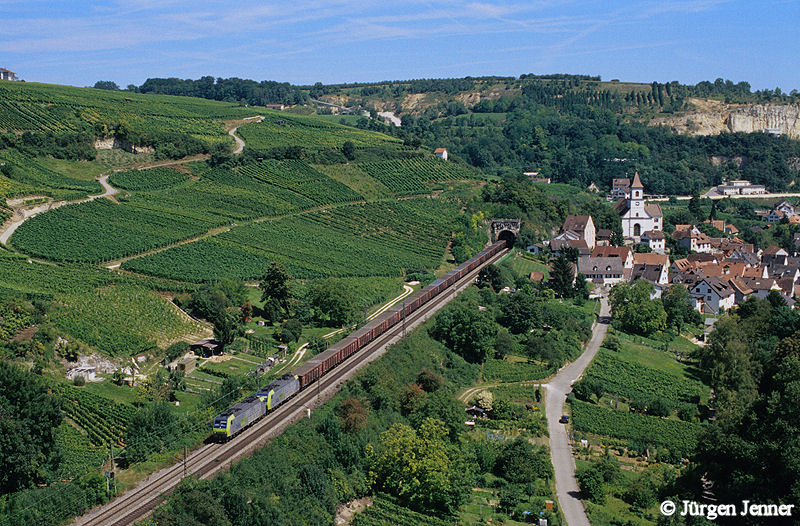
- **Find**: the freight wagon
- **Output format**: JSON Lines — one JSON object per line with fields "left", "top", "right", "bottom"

{"left": 212, "top": 239, "right": 507, "bottom": 439}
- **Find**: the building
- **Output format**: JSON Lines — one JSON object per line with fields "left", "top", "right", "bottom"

{"left": 434, "top": 148, "right": 448, "bottom": 160}
{"left": 714, "top": 179, "right": 767, "bottom": 196}
{"left": 614, "top": 173, "right": 663, "bottom": 239}
{"left": 264, "top": 104, "right": 285, "bottom": 111}
{"left": 591, "top": 246, "right": 633, "bottom": 268}
{"left": 641, "top": 230, "right": 666, "bottom": 253}
{"left": 673, "top": 226, "right": 713, "bottom": 253}
{"left": 66, "top": 366, "right": 96, "bottom": 382}
{"left": 0, "top": 68, "right": 18, "bottom": 81}
{"left": 610, "top": 178, "right": 630, "bottom": 200}
{"left": 690, "top": 277, "right": 735, "bottom": 314}
{"left": 190, "top": 338, "right": 223, "bottom": 357}
{"left": 631, "top": 263, "right": 669, "bottom": 298}
{"left": 561, "top": 215, "right": 596, "bottom": 250}
{"left": 167, "top": 353, "right": 197, "bottom": 375}
{"left": 587, "top": 182, "right": 600, "bottom": 193}
{"left": 775, "top": 200, "right": 795, "bottom": 216}
{"left": 767, "top": 209, "right": 786, "bottom": 223}
{"left": 595, "top": 229, "right": 612, "bottom": 246}
{"left": 761, "top": 246, "right": 789, "bottom": 266}
{"left": 578, "top": 257, "right": 629, "bottom": 287}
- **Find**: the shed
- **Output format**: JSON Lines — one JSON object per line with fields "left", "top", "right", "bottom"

{"left": 190, "top": 338, "right": 222, "bottom": 357}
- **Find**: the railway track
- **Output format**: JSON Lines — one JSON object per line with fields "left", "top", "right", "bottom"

{"left": 73, "top": 247, "right": 508, "bottom": 526}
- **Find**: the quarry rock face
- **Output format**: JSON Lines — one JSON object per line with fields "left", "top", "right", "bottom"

{"left": 726, "top": 104, "right": 800, "bottom": 136}
{"left": 652, "top": 98, "right": 800, "bottom": 139}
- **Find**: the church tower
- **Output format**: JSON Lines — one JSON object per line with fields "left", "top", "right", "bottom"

{"left": 630, "top": 172, "right": 644, "bottom": 217}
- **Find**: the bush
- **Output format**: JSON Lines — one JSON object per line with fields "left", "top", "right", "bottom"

{"left": 73, "top": 375, "right": 85, "bottom": 386}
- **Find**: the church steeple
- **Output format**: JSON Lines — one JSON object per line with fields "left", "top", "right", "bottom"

{"left": 631, "top": 171, "right": 643, "bottom": 190}
{"left": 630, "top": 172, "right": 643, "bottom": 201}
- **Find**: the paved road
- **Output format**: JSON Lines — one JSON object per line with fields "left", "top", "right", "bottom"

{"left": 545, "top": 297, "right": 610, "bottom": 526}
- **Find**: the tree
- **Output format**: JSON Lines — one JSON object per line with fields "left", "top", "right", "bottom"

{"left": 307, "top": 278, "right": 359, "bottom": 327}
{"left": 416, "top": 369, "right": 444, "bottom": 392}
{"left": 476, "top": 390, "right": 493, "bottom": 412}
{"left": 494, "top": 439, "right": 553, "bottom": 483}
{"left": 307, "top": 336, "right": 328, "bottom": 354}
{"left": 610, "top": 280, "right": 667, "bottom": 336}
{"left": 0, "top": 362, "right": 62, "bottom": 492}
{"left": 662, "top": 284, "right": 701, "bottom": 330}
{"left": 688, "top": 192, "right": 703, "bottom": 219}
{"left": 336, "top": 397, "right": 369, "bottom": 433}
{"left": 550, "top": 254, "right": 575, "bottom": 298}
{"left": 367, "top": 418, "right": 470, "bottom": 513}
{"left": 259, "top": 262, "right": 293, "bottom": 318}
{"left": 281, "top": 318, "right": 302, "bottom": 342}
{"left": 341, "top": 140, "right": 356, "bottom": 161}
{"left": 501, "top": 290, "right": 539, "bottom": 333}
{"left": 430, "top": 298, "right": 496, "bottom": 362}
{"left": 125, "top": 402, "right": 180, "bottom": 463}
{"left": 477, "top": 265, "right": 506, "bottom": 290}
{"left": 577, "top": 465, "right": 606, "bottom": 503}
{"left": 493, "top": 327, "right": 516, "bottom": 358}
{"left": 212, "top": 308, "right": 242, "bottom": 349}
{"left": 93, "top": 80, "right": 119, "bottom": 90}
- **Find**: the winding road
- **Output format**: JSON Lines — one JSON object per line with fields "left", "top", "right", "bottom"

{"left": 1, "top": 115, "right": 263, "bottom": 248}
{"left": 227, "top": 115, "right": 264, "bottom": 154}
{"left": 545, "top": 296, "right": 610, "bottom": 526}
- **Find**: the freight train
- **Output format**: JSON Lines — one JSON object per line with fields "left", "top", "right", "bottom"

{"left": 212, "top": 239, "right": 508, "bottom": 440}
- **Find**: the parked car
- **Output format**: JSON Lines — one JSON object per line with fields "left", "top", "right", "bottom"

{"left": 559, "top": 415, "right": 570, "bottom": 424}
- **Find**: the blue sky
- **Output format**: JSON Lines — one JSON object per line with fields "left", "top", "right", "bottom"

{"left": 1, "top": 0, "right": 798, "bottom": 91}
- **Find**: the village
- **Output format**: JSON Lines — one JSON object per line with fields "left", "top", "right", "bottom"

{"left": 530, "top": 172, "right": 800, "bottom": 314}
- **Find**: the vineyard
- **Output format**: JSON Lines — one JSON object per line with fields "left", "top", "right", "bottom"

{"left": 570, "top": 400, "right": 702, "bottom": 455}
{"left": 56, "top": 385, "right": 137, "bottom": 447}
{"left": 482, "top": 358, "right": 553, "bottom": 382}
{"left": 0, "top": 149, "right": 102, "bottom": 200}
{"left": 122, "top": 198, "right": 459, "bottom": 281}
{"left": 584, "top": 348, "right": 707, "bottom": 407}
{"left": 52, "top": 423, "right": 108, "bottom": 480}
{"left": 236, "top": 160, "right": 362, "bottom": 204}
{"left": 10, "top": 199, "right": 212, "bottom": 262}
{"left": 236, "top": 112, "right": 400, "bottom": 151}
{"left": 107, "top": 167, "right": 188, "bottom": 191}
{"left": 352, "top": 495, "right": 457, "bottom": 526}
{"left": 10, "top": 159, "right": 373, "bottom": 263}
{"left": 51, "top": 285, "right": 206, "bottom": 356}
{"left": 357, "top": 158, "right": 481, "bottom": 195}
{"left": 0, "top": 81, "right": 257, "bottom": 141}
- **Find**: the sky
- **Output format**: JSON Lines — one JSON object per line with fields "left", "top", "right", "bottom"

{"left": 1, "top": 0, "right": 798, "bottom": 91}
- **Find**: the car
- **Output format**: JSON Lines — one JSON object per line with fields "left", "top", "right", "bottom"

{"left": 559, "top": 415, "right": 570, "bottom": 424}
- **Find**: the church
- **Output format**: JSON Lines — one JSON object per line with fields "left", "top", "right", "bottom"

{"left": 613, "top": 172, "right": 663, "bottom": 239}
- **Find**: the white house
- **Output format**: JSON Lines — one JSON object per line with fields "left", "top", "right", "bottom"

{"left": 690, "top": 277, "right": 735, "bottom": 314}
{"left": 561, "top": 215, "right": 596, "bottom": 250}
{"left": 673, "top": 226, "right": 713, "bottom": 253}
{"left": 434, "top": 148, "right": 448, "bottom": 160}
{"left": 614, "top": 172, "right": 663, "bottom": 239}
{"left": 641, "top": 230, "right": 666, "bottom": 253}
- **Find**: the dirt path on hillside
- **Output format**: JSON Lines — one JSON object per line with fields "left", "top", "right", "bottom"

{"left": 226, "top": 115, "right": 264, "bottom": 154}
{"left": 0, "top": 115, "right": 262, "bottom": 247}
